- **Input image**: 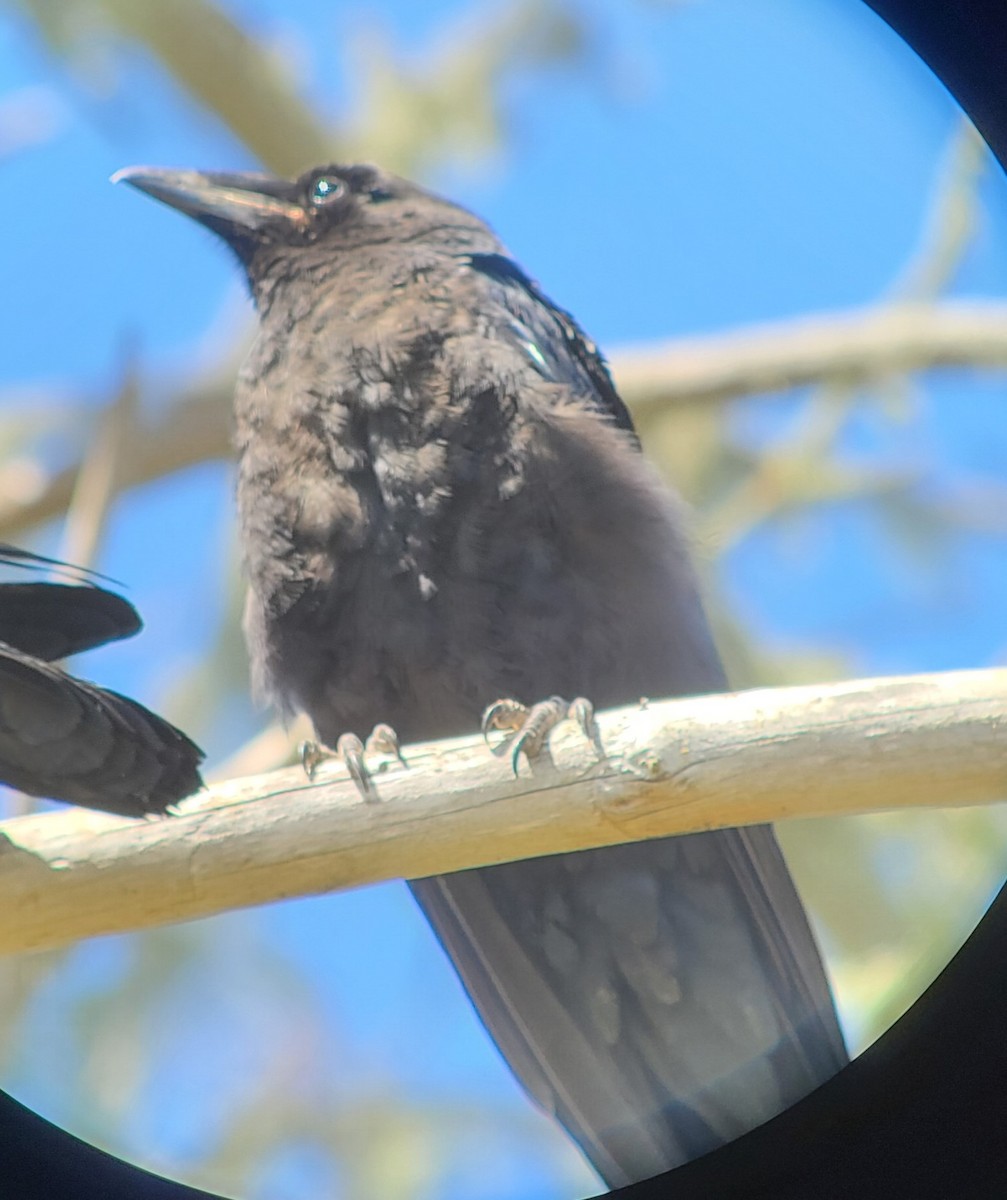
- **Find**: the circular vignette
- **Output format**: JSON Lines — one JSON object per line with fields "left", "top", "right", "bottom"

{"left": 3, "top": 2, "right": 1007, "bottom": 1199}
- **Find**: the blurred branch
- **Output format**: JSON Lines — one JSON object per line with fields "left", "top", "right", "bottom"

{"left": 700, "top": 387, "right": 863, "bottom": 550}
{"left": 58, "top": 346, "right": 137, "bottom": 568}
{"left": 13, "top": 0, "right": 594, "bottom": 177}
{"left": 207, "top": 714, "right": 309, "bottom": 782}
{"left": 0, "top": 368, "right": 232, "bottom": 539}
{"left": 1, "top": 666, "right": 1003, "bottom": 957}
{"left": 889, "top": 120, "right": 987, "bottom": 300}
{"left": 13, "top": 0, "right": 334, "bottom": 173}
{"left": 342, "top": 0, "right": 589, "bottom": 173}
{"left": 617, "top": 299, "right": 1007, "bottom": 413}
{"left": 3, "top": 298, "right": 1006, "bottom": 541}
{"left": 100, "top": 0, "right": 335, "bottom": 173}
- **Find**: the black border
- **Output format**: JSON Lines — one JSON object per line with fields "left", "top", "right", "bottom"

{"left": 4, "top": 2, "right": 1006, "bottom": 1196}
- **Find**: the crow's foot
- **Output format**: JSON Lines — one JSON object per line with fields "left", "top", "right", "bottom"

{"left": 300, "top": 724, "right": 407, "bottom": 800}
{"left": 481, "top": 695, "right": 605, "bottom": 775}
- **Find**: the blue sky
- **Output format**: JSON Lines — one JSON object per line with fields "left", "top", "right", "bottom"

{"left": 2, "top": 2, "right": 1006, "bottom": 1198}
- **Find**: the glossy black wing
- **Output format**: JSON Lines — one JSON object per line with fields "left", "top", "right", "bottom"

{"left": 0, "top": 583, "right": 141, "bottom": 660}
{"left": 0, "top": 544, "right": 139, "bottom": 659}
{"left": 463, "top": 252, "right": 637, "bottom": 437}
{"left": 0, "top": 644, "right": 204, "bottom": 816}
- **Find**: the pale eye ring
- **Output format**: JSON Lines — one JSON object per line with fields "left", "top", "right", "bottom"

{"left": 310, "top": 175, "right": 345, "bottom": 205}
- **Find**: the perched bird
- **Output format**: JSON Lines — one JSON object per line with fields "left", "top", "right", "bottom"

{"left": 116, "top": 163, "right": 847, "bottom": 1185}
{"left": 0, "top": 544, "right": 204, "bottom": 816}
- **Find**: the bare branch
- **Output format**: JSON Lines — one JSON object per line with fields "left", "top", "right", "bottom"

{"left": 616, "top": 300, "right": 1007, "bottom": 412}
{"left": 0, "top": 376, "right": 232, "bottom": 540}
{"left": 1, "top": 667, "right": 1003, "bottom": 957}
{"left": 58, "top": 350, "right": 138, "bottom": 569}
{"left": 97, "top": 0, "right": 334, "bottom": 173}
{"left": 3, "top": 299, "right": 1007, "bottom": 543}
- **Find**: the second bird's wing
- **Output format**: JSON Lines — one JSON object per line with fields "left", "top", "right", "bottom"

{"left": 0, "top": 583, "right": 141, "bottom": 660}
{"left": 0, "top": 644, "right": 203, "bottom": 816}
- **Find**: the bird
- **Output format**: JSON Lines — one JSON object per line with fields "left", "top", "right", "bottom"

{"left": 0, "top": 544, "right": 204, "bottom": 816}
{"left": 115, "top": 162, "right": 847, "bottom": 1186}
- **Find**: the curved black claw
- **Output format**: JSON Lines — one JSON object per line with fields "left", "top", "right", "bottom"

{"left": 336, "top": 731, "right": 377, "bottom": 800}
{"left": 481, "top": 695, "right": 605, "bottom": 776}
{"left": 480, "top": 699, "right": 532, "bottom": 748}
{"left": 568, "top": 696, "right": 606, "bottom": 761}
{"left": 366, "top": 722, "right": 408, "bottom": 768}
{"left": 300, "top": 725, "right": 406, "bottom": 800}
{"left": 299, "top": 739, "right": 327, "bottom": 780}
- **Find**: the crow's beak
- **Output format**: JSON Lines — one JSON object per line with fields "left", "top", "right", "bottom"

{"left": 112, "top": 166, "right": 305, "bottom": 236}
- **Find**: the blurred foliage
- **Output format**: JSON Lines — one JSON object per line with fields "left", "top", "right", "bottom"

{"left": 10, "top": 0, "right": 592, "bottom": 176}
{"left": 14, "top": 0, "right": 334, "bottom": 170}
{"left": 1, "top": 0, "right": 1006, "bottom": 1197}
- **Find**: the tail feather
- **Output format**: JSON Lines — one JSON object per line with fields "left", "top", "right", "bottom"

{"left": 410, "top": 825, "right": 846, "bottom": 1187}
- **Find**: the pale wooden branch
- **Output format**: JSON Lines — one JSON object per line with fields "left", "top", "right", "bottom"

{"left": 0, "top": 373, "right": 232, "bottom": 540}
{"left": 58, "top": 351, "right": 137, "bottom": 569}
{"left": 617, "top": 300, "right": 1007, "bottom": 413}
{"left": 3, "top": 299, "right": 1007, "bottom": 540}
{"left": 1, "top": 667, "right": 1003, "bottom": 958}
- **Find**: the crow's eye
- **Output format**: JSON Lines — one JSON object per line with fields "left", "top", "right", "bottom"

{"left": 309, "top": 175, "right": 345, "bottom": 205}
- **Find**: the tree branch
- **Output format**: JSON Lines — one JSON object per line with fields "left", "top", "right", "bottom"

{"left": 1, "top": 666, "right": 1003, "bottom": 957}
{"left": 0, "top": 375, "right": 233, "bottom": 540}
{"left": 617, "top": 300, "right": 1007, "bottom": 413}
{"left": 3, "top": 299, "right": 1007, "bottom": 541}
